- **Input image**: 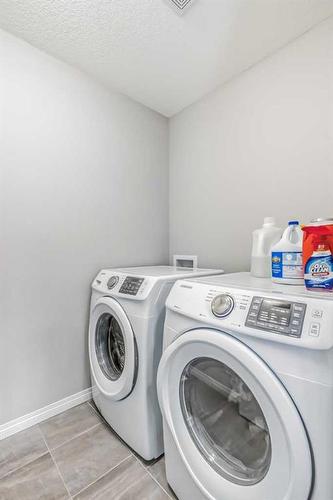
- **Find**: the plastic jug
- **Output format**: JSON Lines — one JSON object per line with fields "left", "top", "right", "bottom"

{"left": 251, "top": 217, "right": 282, "bottom": 278}
{"left": 271, "top": 221, "right": 303, "bottom": 284}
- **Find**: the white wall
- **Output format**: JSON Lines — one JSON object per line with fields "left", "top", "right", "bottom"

{"left": 0, "top": 30, "right": 169, "bottom": 424}
{"left": 169, "top": 17, "right": 333, "bottom": 272}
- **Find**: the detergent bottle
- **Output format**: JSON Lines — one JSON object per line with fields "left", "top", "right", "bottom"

{"left": 250, "top": 217, "right": 282, "bottom": 278}
{"left": 302, "top": 219, "right": 333, "bottom": 291}
{"left": 271, "top": 221, "right": 303, "bottom": 284}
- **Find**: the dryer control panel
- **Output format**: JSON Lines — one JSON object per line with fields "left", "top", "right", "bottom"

{"left": 245, "top": 296, "right": 306, "bottom": 337}
{"left": 119, "top": 276, "right": 144, "bottom": 296}
{"left": 92, "top": 271, "right": 150, "bottom": 300}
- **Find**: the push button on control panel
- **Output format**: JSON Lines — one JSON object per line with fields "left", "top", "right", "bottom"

{"left": 309, "top": 322, "right": 320, "bottom": 337}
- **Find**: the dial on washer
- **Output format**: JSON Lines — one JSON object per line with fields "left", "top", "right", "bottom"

{"left": 107, "top": 276, "right": 119, "bottom": 289}
{"left": 211, "top": 294, "right": 234, "bottom": 318}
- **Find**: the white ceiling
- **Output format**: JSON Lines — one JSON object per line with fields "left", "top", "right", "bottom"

{"left": 1, "top": 0, "right": 333, "bottom": 116}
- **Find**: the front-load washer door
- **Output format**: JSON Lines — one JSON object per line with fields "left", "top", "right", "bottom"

{"left": 157, "top": 329, "right": 312, "bottom": 500}
{"left": 89, "top": 297, "right": 137, "bottom": 401}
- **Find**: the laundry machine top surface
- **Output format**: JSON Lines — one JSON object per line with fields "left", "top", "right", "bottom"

{"left": 189, "top": 271, "right": 333, "bottom": 300}
{"left": 92, "top": 266, "right": 223, "bottom": 302}
{"left": 111, "top": 265, "right": 222, "bottom": 279}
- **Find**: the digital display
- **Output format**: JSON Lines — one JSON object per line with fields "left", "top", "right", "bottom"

{"left": 125, "top": 277, "right": 141, "bottom": 284}
{"left": 258, "top": 299, "right": 292, "bottom": 326}
{"left": 261, "top": 299, "right": 291, "bottom": 310}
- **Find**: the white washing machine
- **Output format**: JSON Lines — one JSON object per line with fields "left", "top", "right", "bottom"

{"left": 88, "top": 266, "right": 223, "bottom": 461}
{"left": 157, "top": 272, "right": 333, "bottom": 500}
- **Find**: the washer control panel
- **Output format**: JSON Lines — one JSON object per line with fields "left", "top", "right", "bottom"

{"left": 245, "top": 296, "right": 306, "bottom": 337}
{"left": 119, "top": 276, "right": 144, "bottom": 296}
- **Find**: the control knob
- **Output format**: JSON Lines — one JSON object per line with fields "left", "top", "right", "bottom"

{"left": 211, "top": 294, "right": 234, "bottom": 318}
{"left": 107, "top": 276, "right": 119, "bottom": 289}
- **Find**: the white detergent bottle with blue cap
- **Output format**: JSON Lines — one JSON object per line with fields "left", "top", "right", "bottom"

{"left": 251, "top": 217, "right": 282, "bottom": 278}
{"left": 271, "top": 221, "right": 304, "bottom": 284}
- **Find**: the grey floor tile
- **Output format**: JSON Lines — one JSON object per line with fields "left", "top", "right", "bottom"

{"left": 52, "top": 423, "right": 131, "bottom": 496}
{"left": 147, "top": 457, "right": 177, "bottom": 499}
{"left": 39, "top": 403, "right": 102, "bottom": 450}
{"left": 0, "top": 453, "right": 69, "bottom": 500}
{"left": 0, "top": 426, "right": 47, "bottom": 480}
{"left": 74, "top": 455, "right": 169, "bottom": 500}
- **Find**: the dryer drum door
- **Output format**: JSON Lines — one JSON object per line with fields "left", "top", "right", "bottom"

{"left": 157, "top": 329, "right": 312, "bottom": 500}
{"left": 89, "top": 297, "right": 137, "bottom": 401}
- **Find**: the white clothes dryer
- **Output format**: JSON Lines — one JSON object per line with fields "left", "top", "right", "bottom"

{"left": 88, "top": 266, "right": 223, "bottom": 461}
{"left": 157, "top": 272, "right": 333, "bottom": 500}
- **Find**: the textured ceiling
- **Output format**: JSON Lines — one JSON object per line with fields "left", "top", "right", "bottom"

{"left": 1, "top": 0, "right": 333, "bottom": 116}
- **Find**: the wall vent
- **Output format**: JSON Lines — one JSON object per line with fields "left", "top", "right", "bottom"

{"left": 166, "top": 0, "right": 195, "bottom": 13}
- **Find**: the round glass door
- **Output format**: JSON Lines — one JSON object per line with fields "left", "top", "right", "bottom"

{"left": 89, "top": 297, "right": 137, "bottom": 400}
{"left": 180, "top": 357, "right": 271, "bottom": 485}
{"left": 95, "top": 313, "right": 125, "bottom": 381}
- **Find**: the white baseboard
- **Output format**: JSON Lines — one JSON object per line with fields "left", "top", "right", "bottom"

{"left": 0, "top": 387, "right": 92, "bottom": 440}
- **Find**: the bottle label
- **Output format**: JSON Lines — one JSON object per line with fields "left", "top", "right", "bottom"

{"left": 272, "top": 252, "right": 303, "bottom": 279}
{"left": 304, "top": 255, "right": 333, "bottom": 290}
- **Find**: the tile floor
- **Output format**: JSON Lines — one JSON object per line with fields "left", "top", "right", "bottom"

{"left": 0, "top": 402, "right": 176, "bottom": 499}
